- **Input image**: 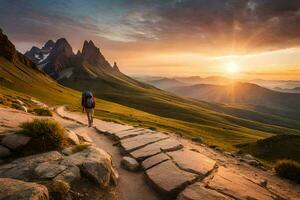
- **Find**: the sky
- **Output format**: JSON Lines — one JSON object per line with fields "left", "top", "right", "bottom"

{"left": 0, "top": 0, "right": 300, "bottom": 80}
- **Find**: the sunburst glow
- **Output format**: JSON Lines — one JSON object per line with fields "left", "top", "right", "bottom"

{"left": 226, "top": 62, "right": 239, "bottom": 75}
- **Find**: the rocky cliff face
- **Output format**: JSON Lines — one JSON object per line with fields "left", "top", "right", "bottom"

{"left": 24, "top": 40, "right": 55, "bottom": 66}
{"left": 0, "top": 29, "right": 36, "bottom": 69}
{"left": 42, "top": 38, "right": 75, "bottom": 79}
{"left": 25, "top": 38, "right": 123, "bottom": 80}
{"left": 0, "top": 29, "right": 16, "bottom": 62}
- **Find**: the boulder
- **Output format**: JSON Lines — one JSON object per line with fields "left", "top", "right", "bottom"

{"left": 16, "top": 99, "right": 25, "bottom": 106}
{"left": 247, "top": 159, "right": 261, "bottom": 167}
{"left": 65, "top": 129, "right": 80, "bottom": 145}
{"left": 12, "top": 102, "right": 27, "bottom": 112}
{"left": 0, "top": 178, "right": 49, "bottom": 200}
{"left": 54, "top": 166, "right": 81, "bottom": 184}
{"left": 121, "top": 156, "right": 139, "bottom": 171}
{"left": 0, "top": 144, "right": 11, "bottom": 158}
{"left": 243, "top": 154, "right": 254, "bottom": 160}
{"left": 0, "top": 151, "right": 62, "bottom": 181}
{"left": 145, "top": 160, "right": 197, "bottom": 197}
{"left": 62, "top": 146, "right": 118, "bottom": 187}
{"left": 62, "top": 147, "right": 74, "bottom": 156}
{"left": 177, "top": 182, "right": 230, "bottom": 200}
{"left": 1, "top": 134, "right": 31, "bottom": 150}
{"left": 34, "top": 162, "right": 68, "bottom": 179}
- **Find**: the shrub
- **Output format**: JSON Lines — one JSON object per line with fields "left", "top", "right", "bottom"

{"left": 33, "top": 108, "right": 52, "bottom": 116}
{"left": 18, "top": 119, "right": 67, "bottom": 153}
{"left": 275, "top": 160, "right": 300, "bottom": 183}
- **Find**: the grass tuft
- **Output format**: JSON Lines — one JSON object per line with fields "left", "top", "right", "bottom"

{"left": 33, "top": 108, "right": 52, "bottom": 116}
{"left": 275, "top": 160, "right": 300, "bottom": 183}
{"left": 47, "top": 180, "right": 71, "bottom": 200}
{"left": 18, "top": 119, "right": 67, "bottom": 153}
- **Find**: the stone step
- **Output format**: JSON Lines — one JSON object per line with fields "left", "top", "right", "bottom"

{"left": 142, "top": 153, "right": 170, "bottom": 170}
{"left": 120, "top": 132, "right": 169, "bottom": 152}
{"left": 130, "top": 138, "right": 183, "bottom": 161}
{"left": 167, "top": 149, "right": 216, "bottom": 178}
{"left": 145, "top": 160, "right": 197, "bottom": 198}
{"left": 116, "top": 129, "right": 154, "bottom": 140}
{"left": 114, "top": 127, "right": 145, "bottom": 136}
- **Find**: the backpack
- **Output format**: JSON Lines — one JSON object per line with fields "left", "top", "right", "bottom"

{"left": 82, "top": 91, "right": 95, "bottom": 108}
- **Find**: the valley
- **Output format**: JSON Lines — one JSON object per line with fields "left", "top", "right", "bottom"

{"left": 1, "top": 29, "right": 300, "bottom": 161}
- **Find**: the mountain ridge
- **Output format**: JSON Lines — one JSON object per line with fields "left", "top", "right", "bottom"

{"left": 168, "top": 82, "right": 300, "bottom": 111}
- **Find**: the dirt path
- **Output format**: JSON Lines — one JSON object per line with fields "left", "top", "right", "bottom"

{"left": 55, "top": 106, "right": 300, "bottom": 200}
{"left": 53, "top": 112, "right": 160, "bottom": 200}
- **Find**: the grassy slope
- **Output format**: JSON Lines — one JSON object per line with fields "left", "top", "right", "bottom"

{"left": 1, "top": 56, "right": 300, "bottom": 154}
{"left": 237, "top": 135, "right": 300, "bottom": 164}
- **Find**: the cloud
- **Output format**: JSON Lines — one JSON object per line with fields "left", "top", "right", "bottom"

{"left": 0, "top": 0, "right": 300, "bottom": 54}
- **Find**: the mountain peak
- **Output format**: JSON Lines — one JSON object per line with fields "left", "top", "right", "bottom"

{"left": 42, "top": 40, "right": 55, "bottom": 51}
{"left": 0, "top": 29, "right": 17, "bottom": 62}
{"left": 56, "top": 38, "right": 69, "bottom": 45}
{"left": 113, "top": 61, "right": 120, "bottom": 72}
{"left": 51, "top": 38, "right": 73, "bottom": 56}
{"left": 82, "top": 40, "right": 98, "bottom": 54}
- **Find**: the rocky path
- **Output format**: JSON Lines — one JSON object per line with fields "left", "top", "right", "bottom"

{"left": 56, "top": 106, "right": 300, "bottom": 200}
{"left": 53, "top": 109, "right": 160, "bottom": 200}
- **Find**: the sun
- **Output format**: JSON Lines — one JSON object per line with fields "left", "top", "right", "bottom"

{"left": 226, "top": 62, "right": 239, "bottom": 75}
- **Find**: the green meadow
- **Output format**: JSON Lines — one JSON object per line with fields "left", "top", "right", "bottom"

{"left": 1, "top": 56, "right": 300, "bottom": 157}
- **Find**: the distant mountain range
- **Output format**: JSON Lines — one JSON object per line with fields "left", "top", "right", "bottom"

{"left": 273, "top": 87, "right": 300, "bottom": 93}
{"left": 167, "top": 82, "right": 300, "bottom": 111}
{"left": 138, "top": 76, "right": 231, "bottom": 90}
{"left": 138, "top": 76, "right": 300, "bottom": 91}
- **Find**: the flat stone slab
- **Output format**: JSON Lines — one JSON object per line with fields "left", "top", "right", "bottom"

{"left": 115, "top": 127, "right": 145, "bottom": 135}
{"left": 145, "top": 160, "right": 197, "bottom": 197}
{"left": 120, "top": 132, "right": 169, "bottom": 152}
{"left": 208, "top": 167, "right": 275, "bottom": 200}
{"left": 167, "top": 149, "right": 216, "bottom": 177}
{"left": 142, "top": 153, "right": 170, "bottom": 170}
{"left": 116, "top": 129, "right": 153, "bottom": 140}
{"left": 177, "top": 182, "right": 230, "bottom": 200}
{"left": 131, "top": 138, "right": 183, "bottom": 160}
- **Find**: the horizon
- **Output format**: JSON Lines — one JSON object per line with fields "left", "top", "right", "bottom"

{"left": 1, "top": 0, "right": 300, "bottom": 80}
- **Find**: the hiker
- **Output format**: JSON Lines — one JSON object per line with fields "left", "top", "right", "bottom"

{"left": 81, "top": 91, "right": 95, "bottom": 127}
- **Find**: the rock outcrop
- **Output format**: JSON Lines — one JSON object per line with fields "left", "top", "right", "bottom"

{"left": 61, "top": 146, "right": 118, "bottom": 187}
{"left": 0, "top": 145, "right": 11, "bottom": 158}
{"left": 0, "top": 146, "right": 117, "bottom": 188}
{"left": 0, "top": 178, "right": 49, "bottom": 200}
